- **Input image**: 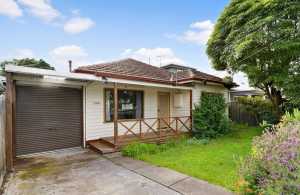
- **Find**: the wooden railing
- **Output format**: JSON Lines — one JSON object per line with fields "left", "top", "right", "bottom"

{"left": 114, "top": 116, "right": 192, "bottom": 146}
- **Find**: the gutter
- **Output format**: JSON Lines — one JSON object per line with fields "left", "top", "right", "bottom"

{"left": 5, "top": 65, "right": 192, "bottom": 90}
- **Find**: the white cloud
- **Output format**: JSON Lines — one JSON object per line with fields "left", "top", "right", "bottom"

{"left": 18, "top": 0, "right": 60, "bottom": 22}
{"left": 64, "top": 17, "right": 95, "bottom": 34}
{"left": 0, "top": 0, "right": 23, "bottom": 18}
{"left": 190, "top": 20, "right": 214, "bottom": 30}
{"left": 167, "top": 20, "right": 214, "bottom": 45}
{"left": 121, "top": 47, "right": 185, "bottom": 66}
{"left": 49, "top": 45, "right": 89, "bottom": 71}
{"left": 15, "top": 48, "right": 35, "bottom": 59}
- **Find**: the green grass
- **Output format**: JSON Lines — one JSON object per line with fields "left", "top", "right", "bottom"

{"left": 129, "top": 124, "right": 262, "bottom": 191}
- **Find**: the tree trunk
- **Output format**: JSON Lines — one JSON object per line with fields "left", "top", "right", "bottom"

{"left": 264, "top": 85, "right": 282, "bottom": 120}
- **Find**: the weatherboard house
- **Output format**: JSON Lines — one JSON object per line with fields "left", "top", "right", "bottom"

{"left": 4, "top": 58, "right": 234, "bottom": 169}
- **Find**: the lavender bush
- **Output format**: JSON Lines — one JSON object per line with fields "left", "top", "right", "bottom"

{"left": 239, "top": 111, "right": 300, "bottom": 194}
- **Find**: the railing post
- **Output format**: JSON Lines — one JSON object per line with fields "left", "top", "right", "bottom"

{"left": 190, "top": 89, "right": 193, "bottom": 133}
{"left": 113, "top": 83, "right": 118, "bottom": 146}
{"left": 158, "top": 118, "right": 161, "bottom": 144}
{"left": 139, "top": 119, "right": 142, "bottom": 138}
{"left": 176, "top": 117, "right": 178, "bottom": 135}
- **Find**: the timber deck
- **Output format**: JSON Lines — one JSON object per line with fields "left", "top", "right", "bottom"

{"left": 88, "top": 130, "right": 189, "bottom": 154}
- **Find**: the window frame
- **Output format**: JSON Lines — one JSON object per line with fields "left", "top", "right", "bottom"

{"left": 104, "top": 88, "right": 144, "bottom": 122}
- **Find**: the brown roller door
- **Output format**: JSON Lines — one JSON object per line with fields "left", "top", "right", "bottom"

{"left": 15, "top": 85, "right": 82, "bottom": 156}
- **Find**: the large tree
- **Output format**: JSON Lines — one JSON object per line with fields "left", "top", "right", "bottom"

{"left": 207, "top": 0, "right": 300, "bottom": 115}
{"left": 0, "top": 58, "right": 55, "bottom": 94}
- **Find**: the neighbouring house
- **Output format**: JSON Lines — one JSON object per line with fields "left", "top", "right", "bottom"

{"left": 4, "top": 58, "right": 235, "bottom": 170}
{"left": 230, "top": 89, "right": 265, "bottom": 102}
{"left": 0, "top": 76, "right": 5, "bottom": 94}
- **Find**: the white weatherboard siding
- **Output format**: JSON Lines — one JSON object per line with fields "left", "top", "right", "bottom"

{"left": 85, "top": 82, "right": 191, "bottom": 141}
{"left": 192, "top": 83, "right": 229, "bottom": 108}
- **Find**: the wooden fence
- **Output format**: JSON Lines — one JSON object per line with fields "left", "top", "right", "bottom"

{"left": 0, "top": 95, "right": 5, "bottom": 186}
{"left": 229, "top": 102, "right": 258, "bottom": 126}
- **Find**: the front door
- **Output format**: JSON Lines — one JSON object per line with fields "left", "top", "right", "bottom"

{"left": 158, "top": 92, "right": 170, "bottom": 128}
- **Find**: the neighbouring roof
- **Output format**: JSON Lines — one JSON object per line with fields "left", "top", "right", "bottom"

{"left": 74, "top": 58, "right": 233, "bottom": 87}
{"left": 176, "top": 69, "right": 225, "bottom": 84}
{"left": 230, "top": 89, "right": 265, "bottom": 96}
{"left": 161, "top": 64, "right": 196, "bottom": 71}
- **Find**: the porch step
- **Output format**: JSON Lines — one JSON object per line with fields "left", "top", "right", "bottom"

{"left": 88, "top": 140, "right": 118, "bottom": 154}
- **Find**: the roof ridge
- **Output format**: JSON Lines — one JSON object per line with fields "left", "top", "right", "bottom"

{"left": 76, "top": 58, "right": 169, "bottom": 71}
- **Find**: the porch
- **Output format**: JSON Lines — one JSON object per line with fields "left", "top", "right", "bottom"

{"left": 86, "top": 82, "right": 193, "bottom": 154}
{"left": 89, "top": 116, "right": 192, "bottom": 154}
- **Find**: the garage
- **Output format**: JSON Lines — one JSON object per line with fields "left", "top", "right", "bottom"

{"left": 15, "top": 85, "right": 82, "bottom": 156}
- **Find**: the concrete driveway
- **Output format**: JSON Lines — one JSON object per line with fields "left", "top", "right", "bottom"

{"left": 2, "top": 148, "right": 232, "bottom": 195}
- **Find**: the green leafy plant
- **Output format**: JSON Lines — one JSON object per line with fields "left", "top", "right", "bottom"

{"left": 281, "top": 109, "right": 300, "bottom": 126}
{"left": 121, "top": 143, "right": 160, "bottom": 158}
{"left": 0, "top": 81, "right": 4, "bottom": 95}
{"left": 193, "top": 92, "right": 230, "bottom": 138}
{"left": 122, "top": 137, "right": 210, "bottom": 158}
{"left": 237, "top": 96, "right": 279, "bottom": 124}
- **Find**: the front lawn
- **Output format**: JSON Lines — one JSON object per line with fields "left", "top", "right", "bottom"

{"left": 123, "top": 124, "right": 262, "bottom": 191}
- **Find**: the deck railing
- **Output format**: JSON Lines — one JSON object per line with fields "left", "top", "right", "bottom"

{"left": 114, "top": 116, "right": 192, "bottom": 146}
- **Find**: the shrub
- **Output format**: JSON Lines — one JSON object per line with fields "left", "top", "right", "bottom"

{"left": 193, "top": 92, "right": 230, "bottom": 138}
{"left": 121, "top": 143, "right": 159, "bottom": 158}
{"left": 239, "top": 110, "right": 300, "bottom": 194}
{"left": 121, "top": 137, "right": 209, "bottom": 158}
{"left": 281, "top": 109, "right": 300, "bottom": 126}
{"left": 237, "top": 96, "right": 278, "bottom": 124}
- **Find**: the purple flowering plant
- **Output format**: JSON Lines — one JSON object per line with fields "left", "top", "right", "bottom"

{"left": 239, "top": 110, "right": 300, "bottom": 194}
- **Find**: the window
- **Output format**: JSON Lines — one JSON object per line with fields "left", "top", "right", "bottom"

{"left": 104, "top": 89, "right": 144, "bottom": 122}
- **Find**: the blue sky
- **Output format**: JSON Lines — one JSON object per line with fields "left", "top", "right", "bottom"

{"left": 0, "top": 0, "right": 249, "bottom": 89}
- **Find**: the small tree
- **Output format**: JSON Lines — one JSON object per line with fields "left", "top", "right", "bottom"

{"left": 193, "top": 92, "right": 230, "bottom": 138}
{"left": 0, "top": 58, "right": 55, "bottom": 75}
{"left": 0, "top": 81, "right": 4, "bottom": 94}
{"left": 0, "top": 58, "right": 55, "bottom": 94}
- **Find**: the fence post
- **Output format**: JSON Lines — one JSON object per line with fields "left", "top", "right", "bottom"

{"left": 0, "top": 95, "right": 6, "bottom": 184}
{"left": 5, "top": 73, "right": 14, "bottom": 171}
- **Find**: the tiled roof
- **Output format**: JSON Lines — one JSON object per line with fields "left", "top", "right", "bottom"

{"left": 74, "top": 58, "right": 226, "bottom": 85}
{"left": 176, "top": 69, "right": 224, "bottom": 83}
{"left": 75, "top": 58, "right": 173, "bottom": 84}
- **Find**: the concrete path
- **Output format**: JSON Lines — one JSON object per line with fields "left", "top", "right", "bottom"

{"left": 106, "top": 153, "right": 233, "bottom": 195}
{"left": 2, "top": 149, "right": 232, "bottom": 195}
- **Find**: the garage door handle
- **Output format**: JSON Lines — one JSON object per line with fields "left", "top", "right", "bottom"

{"left": 48, "top": 128, "right": 56, "bottom": 131}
